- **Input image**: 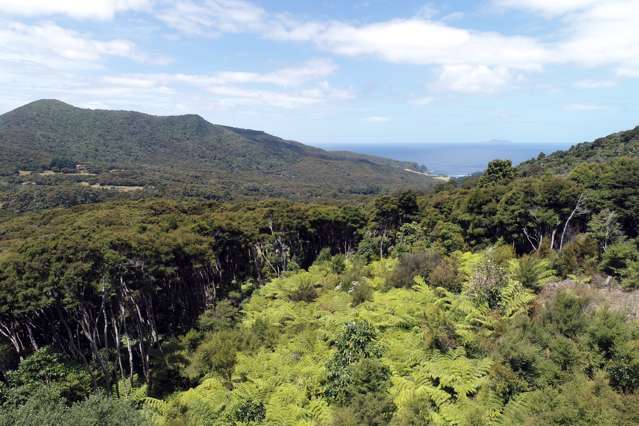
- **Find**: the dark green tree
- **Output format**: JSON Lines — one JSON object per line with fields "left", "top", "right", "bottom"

{"left": 479, "top": 160, "right": 516, "bottom": 186}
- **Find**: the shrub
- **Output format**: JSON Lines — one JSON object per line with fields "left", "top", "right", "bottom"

{"left": 423, "top": 311, "right": 460, "bottom": 353}
{"left": 289, "top": 278, "right": 318, "bottom": 302}
{"left": 552, "top": 234, "right": 599, "bottom": 277}
{"left": 430, "top": 221, "right": 466, "bottom": 253}
{"left": 600, "top": 241, "right": 638, "bottom": 277}
{"left": 49, "top": 158, "right": 76, "bottom": 171}
{"left": 197, "top": 300, "right": 240, "bottom": 332}
{"left": 316, "top": 247, "right": 332, "bottom": 263}
{"left": 0, "top": 387, "right": 147, "bottom": 426}
{"left": 619, "top": 260, "right": 639, "bottom": 289}
{"left": 185, "top": 330, "right": 241, "bottom": 381}
{"left": 325, "top": 322, "right": 396, "bottom": 424}
{"left": 429, "top": 256, "right": 462, "bottom": 292}
{"left": 66, "top": 392, "right": 149, "bottom": 425}
{"left": 466, "top": 250, "right": 509, "bottom": 309}
{"left": 234, "top": 399, "right": 266, "bottom": 423}
{"left": 608, "top": 342, "right": 639, "bottom": 393}
{"left": 325, "top": 321, "right": 382, "bottom": 404}
{"left": 514, "top": 255, "right": 553, "bottom": 292}
{"left": 388, "top": 249, "right": 444, "bottom": 289}
{"left": 2, "top": 348, "right": 92, "bottom": 406}
{"left": 330, "top": 254, "right": 347, "bottom": 274}
{"left": 351, "top": 281, "right": 373, "bottom": 306}
{"left": 338, "top": 258, "right": 369, "bottom": 292}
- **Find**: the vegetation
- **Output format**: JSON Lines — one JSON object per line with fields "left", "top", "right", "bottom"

{"left": 2, "top": 118, "right": 639, "bottom": 424}
{"left": 83, "top": 250, "right": 639, "bottom": 425}
{"left": 519, "top": 125, "right": 639, "bottom": 175}
{"left": 0, "top": 100, "right": 436, "bottom": 213}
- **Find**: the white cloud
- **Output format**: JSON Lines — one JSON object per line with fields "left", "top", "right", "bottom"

{"left": 365, "top": 116, "right": 390, "bottom": 123}
{"left": 209, "top": 59, "right": 337, "bottom": 87}
{"left": 102, "top": 76, "right": 158, "bottom": 88}
{"left": 554, "top": 2, "right": 639, "bottom": 68}
{"left": 0, "top": 22, "right": 145, "bottom": 68}
{"left": 0, "top": 63, "right": 351, "bottom": 115}
{"left": 431, "top": 65, "right": 517, "bottom": 93}
{"left": 0, "top": 0, "right": 151, "bottom": 19}
{"left": 309, "top": 20, "right": 546, "bottom": 69}
{"left": 495, "top": 0, "right": 605, "bottom": 16}
{"left": 157, "top": 1, "right": 546, "bottom": 95}
{"left": 201, "top": 81, "right": 352, "bottom": 109}
{"left": 159, "top": 2, "right": 547, "bottom": 69}
{"left": 573, "top": 79, "right": 615, "bottom": 89}
{"left": 96, "top": 61, "right": 352, "bottom": 109}
{"left": 0, "top": 58, "right": 178, "bottom": 115}
{"left": 158, "top": 0, "right": 639, "bottom": 95}
{"left": 618, "top": 67, "right": 639, "bottom": 78}
{"left": 157, "top": 0, "right": 267, "bottom": 36}
{"left": 499, "top": 0, "right": 639, "bottom": 78}
{"left": 565, "top": 103, "right": 608, "bottom": 111}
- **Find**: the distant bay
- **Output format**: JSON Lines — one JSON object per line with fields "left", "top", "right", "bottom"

{"left": 323, "top": 143, "right": 572, "bottom": 177}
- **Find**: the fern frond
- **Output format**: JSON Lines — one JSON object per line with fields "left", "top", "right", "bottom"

{"left": 143, "top": 397, "right": 169, "bottom": 416}
{"left": 499, "top": 279, "right": 535, "bottom": 317}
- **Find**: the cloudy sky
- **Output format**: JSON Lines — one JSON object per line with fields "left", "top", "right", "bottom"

{"left": 1, "top": 0, "right": 638, "bottom": 145}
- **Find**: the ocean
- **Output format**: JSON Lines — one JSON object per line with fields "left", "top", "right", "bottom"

{"left": 323, "top": 143, "right": 572, "bottom": 177}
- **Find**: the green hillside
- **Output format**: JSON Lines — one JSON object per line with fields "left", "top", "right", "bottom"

{"left": 519, "top": 125, "right": 639, "bottom": 175}
{"left": 0, "top": 100, "right": 436, "bottom": 209}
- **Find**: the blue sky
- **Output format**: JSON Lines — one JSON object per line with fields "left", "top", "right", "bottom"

{"left": 0, "top": 0, "right": 638, "bottom": 145}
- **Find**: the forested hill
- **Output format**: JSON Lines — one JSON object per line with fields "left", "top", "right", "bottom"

{"left": 0, "top": 100, "right": 435, "bottom": 203}
{"left": 518, "top": 124, "right": 639, "bottom": 175}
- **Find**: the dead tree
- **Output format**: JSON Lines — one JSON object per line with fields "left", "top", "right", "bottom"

{"left": 560, "top": 193, "right": 587, "bottom": 251}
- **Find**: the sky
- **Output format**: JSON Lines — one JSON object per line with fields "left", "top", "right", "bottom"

{"left": 0, "top": 0, "right": 638, "bottom": 146}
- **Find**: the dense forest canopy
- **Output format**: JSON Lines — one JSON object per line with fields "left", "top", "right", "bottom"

{"left": 518, "top": 125, "right": 639, "bottom": 176}
{"left": 2, "top": 115, "right": 639, "bottom": 424}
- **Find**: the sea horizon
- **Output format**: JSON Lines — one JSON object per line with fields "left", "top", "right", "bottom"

{"left": 321, "top": 142, "right": 573, "bottom": 177}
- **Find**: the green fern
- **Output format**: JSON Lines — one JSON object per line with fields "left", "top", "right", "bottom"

{"left": 143, "top": 396, "right": 169, "bottom": 416}
{"left": 499, "top": 279, "right": 535, "bottom": 317}
{"left": 116, "top": 376, "right": 147, "bottom": 403}
{"left": 494, "top": 391, "right": 537, "bottom": 425}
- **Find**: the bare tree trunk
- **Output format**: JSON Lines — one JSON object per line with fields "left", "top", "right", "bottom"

{"left": 119, "top": 301, "right": 134, "bottom": 380}
{"left": 0, "top": 320, "right": 24, "bottom": 359}
{"left": 24, "top": 321, "right": 39, "bottom": 351}
{"left": 79, "top": 304, "right": 111, "bottom": 390}
{"left": 523, "top": 227, "right": 539, "bottom": 252}
{"left": 56, "top": 306, "right": 85, "bottom": 362}
{"left": 110, "top": 305, "right": 125, "bottom": 380}
{"left": 120, "top": 278, "right": 151, "bottom": 383}
{"left": 560, "top": 193, "right": 585, "bottom": 251}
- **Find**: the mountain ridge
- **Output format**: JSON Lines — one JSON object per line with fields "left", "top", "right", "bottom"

{"left": 0, "top": 100, "right": 437, "bottom": 206}
{"left": 518, "top": 124, "right": 639, "bottom": 175}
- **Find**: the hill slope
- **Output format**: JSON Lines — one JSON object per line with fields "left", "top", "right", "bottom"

{"left": 518, "top": 125, "right": 639, "bottom": 175}
{"left": 0, "top": 100, "right": 435, "bottom": 201}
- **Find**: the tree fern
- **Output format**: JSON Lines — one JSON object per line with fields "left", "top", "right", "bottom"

{"left": 416, "top": 349, "right": 493, "bottom": 399}
{"left": 499, "top": 279, "right": 535, "bottom": 317}
{"left": 143, "top": 396, "right": 169, "bottom": 417}
{"left": 494, "top": 391, "right": 537, "bottom": 425}
{"left": 115, "top": 375, "right": 148, "bottom": 403}
{"left": 509, "top": 257, "right": 556, "bottom": 291}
